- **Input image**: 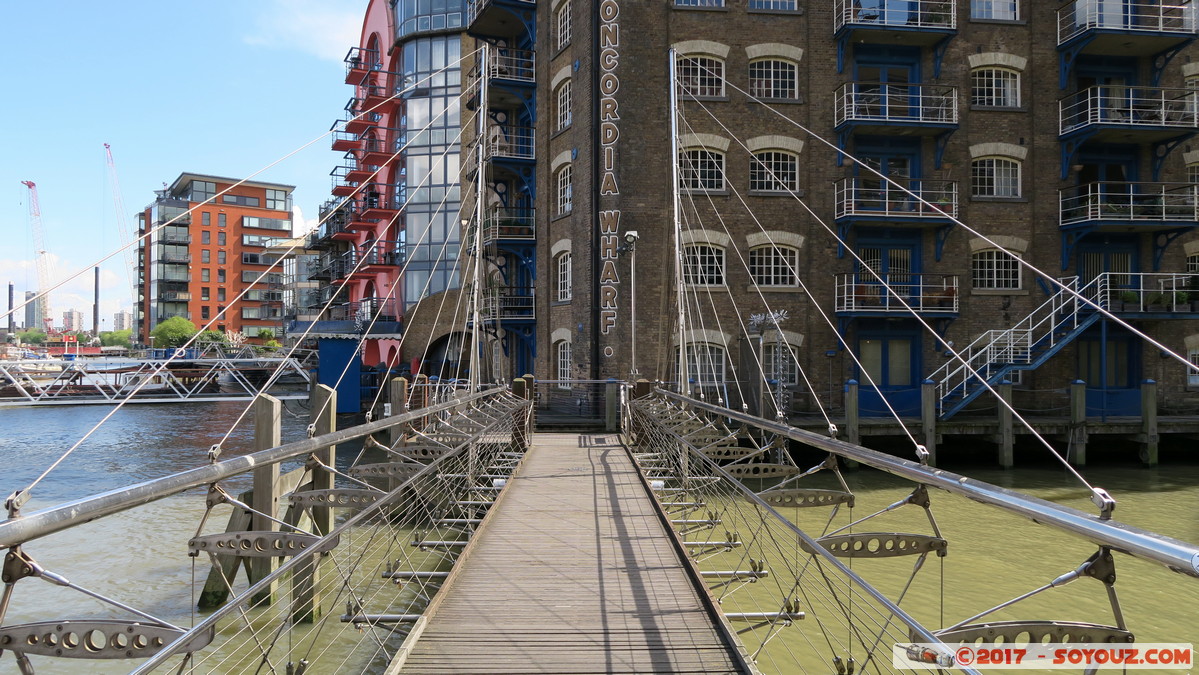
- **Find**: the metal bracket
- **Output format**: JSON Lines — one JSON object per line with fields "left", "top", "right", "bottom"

{"left": 1082, "top": 547, "right": 1117, "bottom": 585}
{"left": 1090, "top": 487, "right": 1116, "bottom": 521}
{"left": 1153, "top": 228, "right": 1192, "bottom": 272}
{"left": 934, "top": 223, "right": 954, "bottom": 262}
{"left": 289, "top": 489, "right": 382, "bottom": 510}
{"left": 1151, "top": 39, "right": 1193, "bottom": 86}
{"left": 810, "top": 533, "right": 948, "bottom": 558}
{"left": 4, "top": 490, "right": 29, "bottom": 519}
{"left": 1151, "top": 133, "right": 1195, "bottom": 181}
{"left": 0, "top": 620, "right": 215, "bottom": 660}
{"left": 188, "top": 532, "right": 340, "bottom": 558}
{"left": 1058, "top": 37, "right": 1094, "bottom": 89}
{"left": 933, "top": 129, "right": 956, "bottom": 170}
{"left": 756, "top": 488, "right": 855, "bottom": 509}
{"left": 207, "top": 444, "right": 221, "bottom": 463}
{"left": 2, "top": 548, "right": 37, "bottom": 584}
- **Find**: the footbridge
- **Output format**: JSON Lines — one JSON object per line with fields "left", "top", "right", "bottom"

{"left": 0, "top": 380, "right": 1195, "bottom": 674}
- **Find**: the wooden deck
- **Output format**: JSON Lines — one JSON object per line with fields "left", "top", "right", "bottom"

{"left": 393, "top": 433, "right": 748, "bottom": 674}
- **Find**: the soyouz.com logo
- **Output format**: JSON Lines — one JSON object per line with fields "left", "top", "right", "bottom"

{"left": 893, "top": 643, "right": 1194, "bottom": 670}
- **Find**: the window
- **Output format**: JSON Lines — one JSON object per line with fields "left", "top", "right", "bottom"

{"left": 750, "top": 0, "right": 797, "bottom": 9}
{"left": 556, "top": 340, "right": 573, "bottom": 386}
{"left": 675, "top": 0, "right": 724, "bottom": 5}
{"left": 217, "top": 251, "right": 227, "bottom": 265}
{"left": 683, "top": 244, "right": 725, "bottom": 286}
{"left": 972, "top": 249, "right": 1021, "bottom": 290}
{"left": 222, "top": 194, "right": 260, "bottom": 207}
{"left": 680, "top": 149, "right": 725, "bottom": 191}
{"left": 201, "top": 306, "right": 210, "bottom": 320}
{"left": 972, "top": 67, "right": 1021, "bottom": 107}
{"left": 749, "top": 245, "right": 799, "bottom": 286}
{"left": 266, "top": 189, "right": 288, "bottom": 211}
{"left": 556, "top": 2, "right": 571, "bottom": 50}
{"left": 241, "top": 307, "right": 263, "bottom": 319}
{"left": 749, "top": 59, "right": 797, "bottom": 100}
{"left": 201, "top": 231, "right": 211, "bottom": 244}
{"left": 557, "top": 253, "right": 572, "bottom": 301}
{"left": 218, "top": 213, "right": 227, "bottom": 227}
{"left": 676, "top": 55, "right": 725, "bottom": 98}
{"left": 201, "top": 212, "right": 211, "bottom": 227}
{"left": 680, "top": 343, "right": 726, "bottom": 385}
{"left": 217, "top": 232, "right": 226, "bottom": 246}
{"left": 1189, "top": 348, "right": 1199, "bottom": 387}
{"left": 201, "top": 268, "right": 211, "bottom": 282}
{"left": 750, "top": 151, "right": 798, "bottom": 192}
{"left": 556, "top": 165, "right": 573, "bottom": 215}
{"left": 201, "top": 250, "right": 211, "bottom": 264}
{"left": 1189, "top": 162, "right": 1199, "bottom": 186}
{"left": 201, "top": 287, "right": 211, "bottom": 301}
{"left": 971, "top": 157, "right": 1021, "bottom": 198}
{"left": 971, "top": 0, "right": 1018, "bottom": 20}
{"left": 762, "top": 342, "right": 798, "bottom": 386}
{"left": 217, "top": 269, "right": 226, "bottom": 283}
{"left": 556, "top": 80, "right": 572, "bottom": 131}
{"left": 191, "top": 180, "right": 216, "bottom": 202}
{"left": 218, "top": 288, "right": 226, "bottom": 302}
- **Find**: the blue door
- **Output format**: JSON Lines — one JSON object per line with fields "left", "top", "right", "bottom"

{"left": 857, "top": 327, "right": 922, "bottom": 417}
{"left": 855, "top": 230, "right": 921, "bottom": 307}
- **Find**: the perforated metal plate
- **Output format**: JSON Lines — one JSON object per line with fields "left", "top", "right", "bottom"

{"left": 188, "top": 531, "right": 340, "bottom": 558}
{"left": 930, "top": 620, "right": 1134, "bottom": 645}
{"left": 723, "top": 463, "right": 801, "bottom": 479}
{"left": 757, "top": 488, "right": 856, "bottom": 509}
{"left": 290, "top": 489, "right": 382, "bottom": 509}
{"left": 348, "top": 462, "right": 424, "bottom": 479}
{"left": 807, "top": 533, "right": 947, "bottom": 558}
{"left": 393, "top": 445, "right": 457, "bottom": 461}
{"left": 0, "top": 620, "right": 214, "bottom": 660}
{"left": 702, "top": 445, "right": 758, "bottom": 460}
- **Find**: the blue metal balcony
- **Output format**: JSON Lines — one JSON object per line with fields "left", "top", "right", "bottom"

{"left": 466, "top": 0, "right": 535, "bottom": 40}
{"left": 1057, "top": 0, "right": 1196, "bottom": 86}
{"left": 833, "top": 0, "right": 956, "bottom": 74}
{"left": 834, "top": 273, "right": 960, "bottom": 316}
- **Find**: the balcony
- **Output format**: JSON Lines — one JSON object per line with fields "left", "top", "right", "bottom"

{"left": 155, "top": 212, "right": 192, "bottom": 226}
{"left": 834, "top": 179, "right": 957, "bottom": 222}
{"left": 344, "top": 100, "right": 382, "bottom": 134}
{"left": 158, "top": 233, "right": 191, "bottom": 244}
{"left": 833, "top": 0, "right": 956, "bottom": 54}
{"left": 481, "top": 287, "right": 535, "bottom": 320}
{"left": 344, "top": 47, "right": 380, "bottom": 85}
{"left": 484, "top": 124, "right": 536, "bottom": 161}
{"left": 324, "top": 298, "right": 403, "bottom": 335}
{"left": 333, "top": 163, "right": 379, "bottom": 185}
{"left": 361, "top": 242, "right": 407, "bottom": 270}
{"left": 1097, "top": 272, "right": 1199, "bottom": 316}
{"left": 358, "top": 183, "right": 405, "bottom": 221}
{"left": 834, "top": 82, "right": 957, "bottom": 132}
{"left": 482, "top": 207, "right": 536, "bottom": 243}
{"left": 360, "top": 134, "right": 395, "bottom": 165}
{"left": 243, "top": 216, "right": 292, "bottom": 232}
{"left": 1060, "top": 182, "right": 1197, "bottom": 229}
{"left": 466, "top": 0, "right": 535, "bottom": 39}
{"left": 1058, "top": 0, "right": 1195, "bottom": 52}
{"left": 362, "top": 79, "right": 398, "bottom": 110}
{"left": 1060, "top": 85, "right": 1198, "bottom": 139}
{"left": 485, "top": 48, "right": 535, "bottom": 84}
{"left": 154, "top": 252, "right": 192, "bottom": 264}
{"left": 306, "top": 256, "right": 332, "bottom": 280}
{"left": 331, "top": 126, "right": 361, "bottom": 152}
{"left": 834, "top": 273, "right": 959, "bottom": 314}
{"left": 159, "top": 291, "right": 192, "bottom": 302}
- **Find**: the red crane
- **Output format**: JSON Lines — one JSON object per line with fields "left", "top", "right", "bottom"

{"left": 20, "top": 180, "right": 54, "bottom": 333}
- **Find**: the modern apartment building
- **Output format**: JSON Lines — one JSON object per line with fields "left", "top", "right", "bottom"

{"left": 135, "top": 173, "right": 295, "bottom": 344}
{"left": 113, "top": 310, "right": 133, "bottom": 332}
{"left": 62, "top": 309, "right": 84, "bottom": 333}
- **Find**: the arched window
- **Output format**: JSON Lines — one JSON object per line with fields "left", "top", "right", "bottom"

{"left": 749, "top": 245, "right": 799, "bottom": 286}
{"left": 971, "top": 249, "right": 1022, "bottom": 290}
{"left": 556, "top": 165, "right": 573, "bottom": 215}
{"left": 762, "top": 342, "right": 799, "bottom": 386}
{"left": 680, "top": 149, "right": 725, "bottom": 191}
{"left": 676, "top": 54, "right": 725, "bottom": 98}
{"left": 679, "top": 343, "right": 727, "bottom": 385}
{"left": 555, "top": 1, "right": 571, "bottom": 50}
{"left": 750, "top": 150, "right": 798, "bottom": 192}
{"left": 971, "top": 156, "right": 1021, "bottom": 198}
{"left": 749, "top": 58, "right": 798, "bottom": 100}
{"left": 556, "top": 252, "right": 572, "bottom": 301}
{"left": 971, "top": 67, "right": 1020, "bottom": 107}
{"left": 555, "top": 79, "right": 572, "bottom": 131}
{"left": 555, "top": 340, "right": 572, "bottom": 387}
{"left": 683, "top": 244, "right": 726, "bottom": 286}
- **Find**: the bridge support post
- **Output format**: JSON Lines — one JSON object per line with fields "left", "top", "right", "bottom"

{"left": 291, "top": 385, "right": 335, "bottom": 623}
{"left": 845, "top": 380, "right": 860, "bottom": 447}
{"left": 389, "top": 377, "right": 410, "bottom": 447}
{"left": 250, "top": 394, "right": 281, "bottom": 606}
{"left": 1070, "top": 380, "right": 1088, "bottom": 466}
{"left": 605, "top": 379, "right": 620, "bottom": 432}
{"left": 512, "top": 377, "right": 530, "bottom": 451}
{"left": 1140, "top": 379, "right": 1159, "bottom": 466}
{"left": 920, "top": 380, "right": 938, "bottom": 466}
{"left": 524, "top": 374, "right": 536, "bottom": 429}
{"left": 997, "top": 381, "right": 1014, "bottom": 468}
{"left": 412, "top": 374, "right": 429, "bottom": 431}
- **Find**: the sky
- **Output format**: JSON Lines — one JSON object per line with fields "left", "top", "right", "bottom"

{"left": 0, "top": 1, "right": 366, "bottom": 332}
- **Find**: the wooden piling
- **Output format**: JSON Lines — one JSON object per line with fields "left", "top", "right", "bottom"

{"left": 249, "top": 395, "right": 281, "bottom": 606}
{"left": 605, "top": 380, "right": 620, "bottom": 432}
{"left": 1070, "top": 380, "right": 1088, "bottom": 466}
{"left": 291, "top": 385, "right": 336, "bottom": 623}
{"left": 845, "top": 380, "right": 860, "bottom": 447}
{"left": 389, "top": 377, "right": 410, "bottom": 447}
{"left": 920, "top": 380, "right": 937, "bottom": 466}
{"left": 997, "top": 381, "right": 1014, "bottom": 469}
{"left": 1140, "top": 379, "right": 1159, "bottom": 466}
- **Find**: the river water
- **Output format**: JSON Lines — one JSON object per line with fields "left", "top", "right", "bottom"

{"left": 0, "top": 403, "right": 1195, "bottom": 673}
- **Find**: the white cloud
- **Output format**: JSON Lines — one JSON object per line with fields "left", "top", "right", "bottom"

{"left": 1, "top": 254, "right": 134, "bottom": 331}
{"left": 243, "top": 1, "right": 362, "bottom": 62}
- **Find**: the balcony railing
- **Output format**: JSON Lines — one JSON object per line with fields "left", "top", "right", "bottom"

{"left": 155, "top": 252, "right": 192, "bottom": 264}
{"left": 325, "top": 297, "right": 402, "bottom": 324}
{"left": 466, "top": 0, "right": 536, "bottom": 29}
{"left": 833, "top": 0, "right": 956, "bottom": 31}
{"left": 331, "top": 128, "right": 361, "bottom": 152}
{"left": 358, "top": 183, "right": 407, "bottom": 214}
{"left": 834, "top": 179, "right": 958, "bottom": 219}
{"left": 243, "top": 216, "right": 292, "bottom": 231}
{"left": 344, "top": 47, "right": 381, "bottom": 83}
{"left": 1060, "top": 85, "right": 1198, "bottom": 134}
{"left": 1058, "top": 0, "right": 1196, "bottom": 45}
{"left": 483, "top": 207, "right": 536, "bottom": 241}
{"left": 158, "top": 233, "right": 191, "bottom": 244}
{"left": 360, "top": 242, "right": 408, "bottom": 267}
{"left": 835, "top": 273, "right": 959, "bottom": 313}
{"left": 159, "top": 291, "right": 192, "bottom": 302}
{"left": 1060, "top": 182, "right": 1198, "bottom": 226}
{"left": 481, "top": 287, "right": 535, "bottom": 320}
{"left": 485, "top": 124, "right": 536, "bottom": 160}
{"left": 484, "top": 48, "right": 535, "bottom": 83}
{"left": 1094, "top": 272, "right": 1199, "bottom": 313}
{"left": 835, "top": 82, "right": 958, "bottom": 126}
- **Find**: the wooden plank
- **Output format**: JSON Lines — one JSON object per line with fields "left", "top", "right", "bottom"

{"left": 393, "top": 433, "right": 747, "bottom": 674}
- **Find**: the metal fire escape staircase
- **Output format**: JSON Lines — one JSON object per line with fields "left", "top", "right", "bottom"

{"left": 932, "top": 275, "right": 1110, "bottom": 419}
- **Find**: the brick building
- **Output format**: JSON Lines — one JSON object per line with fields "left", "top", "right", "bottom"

{"left": 533, "top": 0, "right": 1199, "bottom": 420}
{"left": 135, "top": 173, "right": 294, "bottom": 344}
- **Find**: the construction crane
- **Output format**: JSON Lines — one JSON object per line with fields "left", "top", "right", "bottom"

{"left": 20, "top": 180, "right": 54, "bottom": 333}
{"left": 104, "top": 143, "right": 137, "bottom": 308}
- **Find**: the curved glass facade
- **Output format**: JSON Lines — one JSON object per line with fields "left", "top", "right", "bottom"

{"left": 395, "top": 0, "right": 466, "bottom": 39}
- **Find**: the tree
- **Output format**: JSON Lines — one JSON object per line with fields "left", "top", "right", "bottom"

{"left": 100, "top": 330, "right": 132, "bottom": 347}
{"left": 195, "top": 330, "right": 229, "bottom": 347}
{"left": 256, "top": 328, "right": 275, "bottom": 341}
{"left": 150, "top": 317, "right": 197, "bottom": 348}
{"left": 17, "top": 329, "right": 46, "bottom": 345}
